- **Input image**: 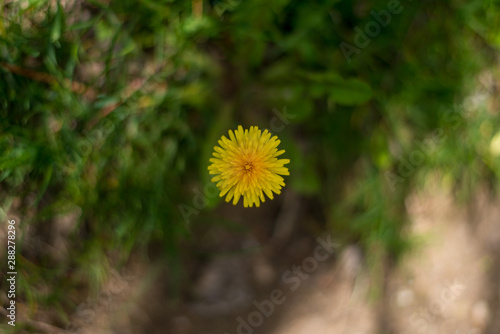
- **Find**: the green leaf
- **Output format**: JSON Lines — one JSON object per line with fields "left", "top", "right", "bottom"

{"left": 51, "top": 2, "right": 63, "bottom": 43}
{"left": 328, "top": 78, "right": 373, "bottom": 106}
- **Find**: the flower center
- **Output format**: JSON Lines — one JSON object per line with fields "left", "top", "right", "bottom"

{"left": 243, "top": 162, "right": 254, "bottom": 173}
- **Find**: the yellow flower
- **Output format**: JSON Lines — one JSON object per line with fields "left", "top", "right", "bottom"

{"left": 208, "top": 126, "right": 290, "bottom": 207}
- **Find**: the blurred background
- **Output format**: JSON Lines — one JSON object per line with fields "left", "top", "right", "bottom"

{"left": 1, "top": 0, "right": 500, "bottom": 333}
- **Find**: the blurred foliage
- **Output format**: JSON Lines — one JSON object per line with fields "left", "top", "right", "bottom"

{"left": 1, "top": 0, "right": 499, "bottom": 331}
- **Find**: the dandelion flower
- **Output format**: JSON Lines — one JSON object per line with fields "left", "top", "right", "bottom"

{"left": 208, "top": 125, "right": 290, "bottom": 208}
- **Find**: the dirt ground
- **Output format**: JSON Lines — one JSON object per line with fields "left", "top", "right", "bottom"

{"left": 53, "top": 186, "right": 500, "bottom": 334}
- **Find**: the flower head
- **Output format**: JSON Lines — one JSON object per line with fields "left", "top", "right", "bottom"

{"left": 208, "top": 126, "right": 290, "bottom": 207}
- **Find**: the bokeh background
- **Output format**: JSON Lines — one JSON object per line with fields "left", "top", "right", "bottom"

{"left": 1, "top": 0, "right": 500, "bottom": 333}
